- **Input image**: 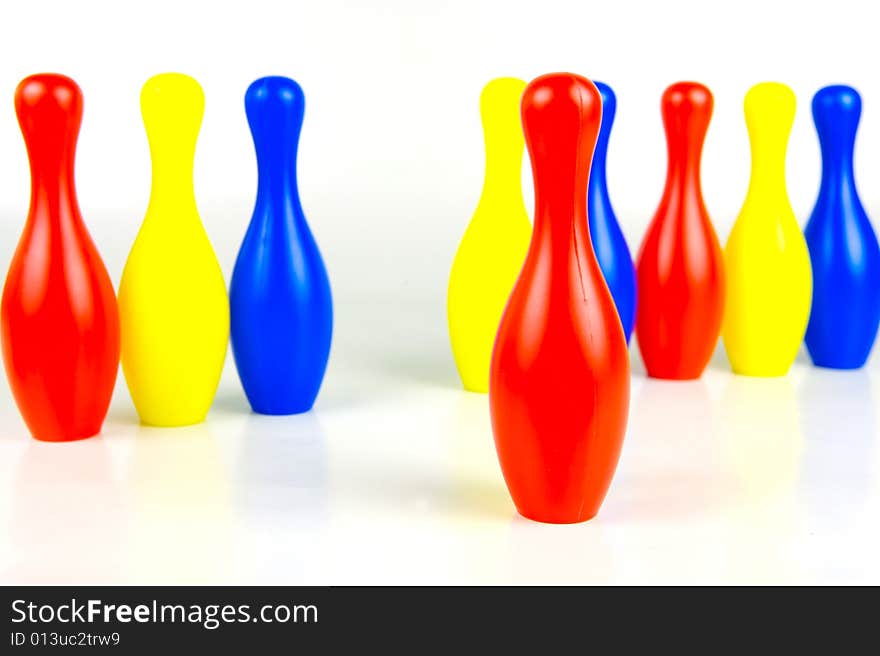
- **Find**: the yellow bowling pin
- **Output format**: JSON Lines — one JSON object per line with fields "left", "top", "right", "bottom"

{"left": 722, "top": 83, "right": 812, "bottom": 376}
{"left": 447, "top": 78, "right": 531, "bottom": 393}
{"left": 119, "top": 74, "right": 229, "bottom": 426}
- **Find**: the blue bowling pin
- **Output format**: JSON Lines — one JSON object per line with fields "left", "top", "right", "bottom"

{"left": 804, "top": 85, "right": 880, "bottom": 369}
{"left": 588, "top": 82, "right": 637, "bottom": 342}
{"left": 230, "top": 76, "right": 333, "bottom": 414}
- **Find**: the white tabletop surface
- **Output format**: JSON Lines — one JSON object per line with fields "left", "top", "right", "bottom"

{"left": 1, "top": 297, "right": 877, "bottom": 586}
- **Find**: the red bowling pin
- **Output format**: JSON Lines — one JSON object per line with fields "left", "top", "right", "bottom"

{"left": 635, "top": 82, "right": 725, "bottom": 379}
{"left": 1, "top": 74, "right": 120, "bottom": 441}
{"left": 489, "top": 74, "right": 630, "bottom": 524}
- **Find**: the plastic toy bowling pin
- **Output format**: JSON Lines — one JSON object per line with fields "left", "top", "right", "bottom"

{"left": 635, "top": 82, "right": 725, "bottom": 379}
{"left": 1, "top": 74, "right": 120, "bottom": 441}
{"left": 118, "top": 73, "right": 229, "bottom": 426}
{"left": 447, "top": 78, "right": 531, "bottom": 393}
{"left": 723, "top": 83, "right": 812, "bottom": 376}
{"left": 588, "top": 82, "right": 636, "bottom": 342}
{"left": 489, "top": 74, "right": 630, "bottom": 524}
{"left": 804, "top": 86, "right": 880, "bottom": 369}
{"left": 230, "top": 77, "right": 333, "bottom": 414}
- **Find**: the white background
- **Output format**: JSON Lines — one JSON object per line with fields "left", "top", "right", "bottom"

{"left": 1, "top": 0, "right": 879, "bottom": 584}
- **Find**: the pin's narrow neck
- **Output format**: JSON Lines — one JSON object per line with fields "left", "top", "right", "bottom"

{"left": 481, "top": 149, "right": 524, "bottom": 205}
{"left": 815, "top": 159, "right": 859, "bottom": 217}
{"left": 148, "top": 158, "right": 198, "bottom": 213}
{"left": 256, "top": 147, "right": 297, "bottom": 192}
{"left": 662, "top": 152, "right": 704, "bottom": 200}
{"left": 819, "top": 142, "right": 856, "bottom": 186}
{"left": 744, "top": 117, "right": 794, "bottom": 200}
{"left": 530, "top": 137, "right": 592, "bottom": 247}
{"left": 532, "top": 203, "right": 594, "bottom": 258}
{"left": 27, "top": 159, "right": 80, "bottom": 225}
{"left": 254, "top": 160, "right": 306, "bottom": 223}
{"left": 746, "top": 154, "right": 788, "bottom": 200}
{"left": 533, "top": 163, "right": 593, "bottom": 253}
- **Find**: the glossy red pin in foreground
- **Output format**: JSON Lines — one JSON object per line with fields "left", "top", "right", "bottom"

{"left": 489, "top": 73, "right": 630, "bottom": 524}
{"left": 1, "top": 74, "right": 120, "bottom": 441}
{"left": 636, "top": 82, "right": 725, "bottom": 379}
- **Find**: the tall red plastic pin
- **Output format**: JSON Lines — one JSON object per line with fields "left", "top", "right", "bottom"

{"left": 635, "top": 82, "right": 725, "bottom": 379}
{"left": 1, "top": 74, "right": 120, "bottom": 441}
{"left": 489, "top": 73, "right": 630, "bottom": 524}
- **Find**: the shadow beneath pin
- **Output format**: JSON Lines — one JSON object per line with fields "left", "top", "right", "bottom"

{"left": 210, "top": 375, "right": 374, "bottom": 417}
{"left": 336, "top": 298, "right": 461, "bottom": 390}
{"left": 716, "top": 374, "right": 804, "bottom": 502}
{"left": 0, "top": 386, "right": 29, "bottom": 440}
{"left": 103, "top": 406, "right": 142, "bottom": 432}
{"left": 797, "top": 368, "right": 874, "bottom": 528}
{"left": 628, "top": 344, "right": 647, "bottom": 377}
{"left": 2, "top": 437, "right": 126, "bottom": 584}
{"left": 211, "top": 385, "right": 251, "bottom": 414}
{"left": 706, "top": 341, "right": 731, "bottom": 373}
{"left": 706, "top": 342, "right": 812, "bottom": 373}
{"left": 335, "top": 391, "right": 511, "bottom": 522}
{"left": 794, "top": 344, "right": 813, "bottom": 366}
{"left": 100, "top": 379, "right": 150, "bottom": 431}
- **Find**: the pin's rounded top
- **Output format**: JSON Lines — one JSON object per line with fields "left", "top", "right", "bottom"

{"left": 813, "top": 84, "right": 860, "bottom": 117}
{"left": 15, "top": 74, "right": 84, "bottom": 152}
{"left": 246, "top": 76, "right": 304, "bottom": 110}
{"left": 15, "top": 73, "right": 82, "bottom": 122}
{"left": 744, "top": 82, "right": 796, "bottom": 140}
{"left": 812, "top": 85, "right": 861, "bottom": 150}
{"left": 662, "top": 81, "right": 712, "bottom": 113}
{"left": 521, "top": 73, "right": 601, "bottom": 199}
{"left": 661, "top": 82, "right": 713, "bottom": 142}
{"left": 140, "top": 73, "right": 204, "bottom": 137}
{"left": 522, "top": 73, "right": 601, "bottom": 131}
{"left": 745, "top": 82, "right": 795, "bottom": 113}
{"left": 141, "top": 73, "right": 204, "bottom": 110}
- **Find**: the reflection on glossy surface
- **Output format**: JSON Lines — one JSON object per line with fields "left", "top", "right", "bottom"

{"left": 447, "top": 392, "right": 510, "bottom": 521}
{"left": 507, "top": 516, "right": 614, "bottom": 584}
{"left": 798, "top": 370, "right": 874, "bottom": 526}
{"left": 716, "top": 373, "right": 806, "bottom": 582}
{"left": 128, "top": 423, "right": 231, "bottom": 583}
{"left": 605, "top": 376, "right": 730, "bottom": 523}
{"left": 442, "top": 393, "right": 515, "bottom": 583}
{"left": 5, "top": 439, "right": 124, "bottom": 583}
{"left": 717, "top": 374, "right": 803, "bottom": 499}
{"left": 236, "top": 413, "right": 328, "bottom": 523}
{"left": 233, "top": 412, "right": 328, "bottom": 583}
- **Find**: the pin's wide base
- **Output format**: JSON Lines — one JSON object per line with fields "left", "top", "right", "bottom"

{"left": 808, "top": 357, "right": 869, "bottom": 371}
{"left": 137, "top": 416, "right": 208, "bottom": 429}
{"left": 515, "top": 505, "right": 600, "bottom": 525}
{"left": 249, "top": 404, "right": 315, "bottom": 416}
{"left": 730, "top": 367, "right": 790, "bottom": 378}
{"left": 29, "top": 428, "right": 101, "bottom": 443}
{"left": 645, "top": 369, "right": 705, "bottom": 381}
